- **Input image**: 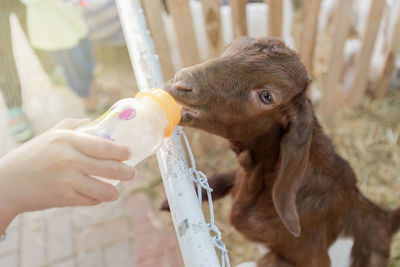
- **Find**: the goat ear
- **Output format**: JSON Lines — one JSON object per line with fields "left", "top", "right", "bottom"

{"left": 272, "top": 99, "right": 313, "bottom": 237}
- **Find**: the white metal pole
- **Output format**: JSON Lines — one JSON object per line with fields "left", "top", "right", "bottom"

{"left": 115, "top": 1, "right": 221, "bottom": 266}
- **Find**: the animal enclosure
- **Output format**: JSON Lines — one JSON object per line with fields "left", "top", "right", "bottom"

{"left": 137, "top": 0, "right": 400, "bottom": 266}
{"left": 142, "top": 0, "right": 400, "bottom": 115}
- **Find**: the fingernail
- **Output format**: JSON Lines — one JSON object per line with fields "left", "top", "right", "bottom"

{"left": 123, "top": 167, "right": 135, "bottom": 181}
{"left": 112, "top": 191, "right": 120, "bottom": 201}
{"left": 125, "top": 148, "right": 132, "bottom": 159}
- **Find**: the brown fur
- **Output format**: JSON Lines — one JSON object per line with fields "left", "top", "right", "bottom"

{"left": 163, "top": 37, "right": 400, "bottom": 267}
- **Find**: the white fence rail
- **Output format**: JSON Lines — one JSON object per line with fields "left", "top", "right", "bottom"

{"left": 115, "top": 0, "right": 229, "bottom": 266}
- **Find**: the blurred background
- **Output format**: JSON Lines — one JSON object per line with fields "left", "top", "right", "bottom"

{"left": 0, "top": 0, "right": 399, "bottom": 266}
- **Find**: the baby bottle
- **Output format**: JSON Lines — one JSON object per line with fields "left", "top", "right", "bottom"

{"left": 76, "top": 88, "right": 181, "bottom": 186}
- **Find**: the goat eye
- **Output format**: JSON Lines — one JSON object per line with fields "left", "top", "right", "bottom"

{"left": 260, "top": 91, "right": 273, "bottom": 104}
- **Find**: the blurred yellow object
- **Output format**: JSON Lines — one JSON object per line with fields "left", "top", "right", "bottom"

{"left": 20, "top": 0, "right": 88, "bottom": 51}
{"left": 136, "top": 88, "right": 181, "bottom": 137}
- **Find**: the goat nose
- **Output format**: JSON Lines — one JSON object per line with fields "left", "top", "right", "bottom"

{"left": 173, "top": 80, "right": 193, "bottom": 92}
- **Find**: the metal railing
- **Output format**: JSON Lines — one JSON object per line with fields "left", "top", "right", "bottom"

{"left": 115, "top": 0, "right": 230, "bottom": 266}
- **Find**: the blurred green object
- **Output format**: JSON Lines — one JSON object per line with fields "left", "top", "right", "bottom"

{"left": 7, "top": 106, "right": 34, "bottom": 143}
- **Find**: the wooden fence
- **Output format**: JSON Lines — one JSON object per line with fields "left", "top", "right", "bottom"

{"left": 141, "top": 0, "right": 400, "bottom": 116}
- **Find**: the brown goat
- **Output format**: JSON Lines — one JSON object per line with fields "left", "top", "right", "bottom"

{"left": 163, "top": 37, "right": 400, "bottom": 267}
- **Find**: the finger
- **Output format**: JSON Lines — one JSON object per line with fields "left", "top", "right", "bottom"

{"left": 72, "top": 174, "right": 120, "bottom": 202}
{"left": 69, "top": 132, "right": 131, "bottom": 161}
{"left": 59, "top": 191, "right": 101, "bottom": 207}
{"left": 79, "top": 156, "right": 136, "bottom": 181}
{"left": 51, "top": 118, "right": 91, "bottom": 130}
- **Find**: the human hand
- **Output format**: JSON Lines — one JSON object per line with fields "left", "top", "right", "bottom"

{"left": 0, "top": 118, "right": 135, "bottom": 233}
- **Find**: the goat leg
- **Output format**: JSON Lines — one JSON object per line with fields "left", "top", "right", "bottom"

{"left": 160, "top": 169, "right": 237, "bottom": 211}
{"left": 205, "top": 168, "right": 237, "bottom": 200}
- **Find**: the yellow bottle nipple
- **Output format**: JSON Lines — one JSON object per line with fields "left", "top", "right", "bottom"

{"left": 135, "top": 88, "right": 181, "bottom": 137}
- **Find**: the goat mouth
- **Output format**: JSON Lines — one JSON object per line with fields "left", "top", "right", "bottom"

{"left": 178, "top": 102, "right": 200, "bottom": 122}
{"left": 164, "top": 82, "right": 201, "bottom": 122}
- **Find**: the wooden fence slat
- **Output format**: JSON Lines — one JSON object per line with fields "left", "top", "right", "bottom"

{"left": 322, "top": 0, "right": 354, "bottom": 116}
{"left": 374, "top": 8, "right": 400, "bottom": 98}
{"left": 347, "top": 0, "right": 386, "bottom": 107}
{"left": 200, "top": 0, "right": 224, "bottom": 59}
{"left": 166, "top": 0, "right": 200, "bottom": 67}
{"left": 299, "top": 0, "right": 321, "bottom": 74}
{"left": 142, "top": 0, "right": 175, "bottom": 80}
{"left": 229, "top": 0, "right": 247, "bottom": 39}
{"left": 266, "top": 0, "right": 283, "bottom": 37}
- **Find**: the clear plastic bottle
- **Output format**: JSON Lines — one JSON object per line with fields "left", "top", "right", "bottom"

{"left": 76, "top": 88, "right": 181, "bottom": 186}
